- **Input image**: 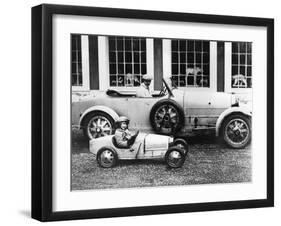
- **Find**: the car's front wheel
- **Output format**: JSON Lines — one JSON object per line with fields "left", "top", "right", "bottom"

{"left": 221, "top": 114, "right": 251, "bottom": 149}
{"left": 82, "top": 111, "right": 115, "bottom": 140}
{"left": 165, "top": 147, "right": 186, "bottom": 168}
{"left": 150, "top": 99, "right": 184, "bottom": 135}
{"left": 97, "top": 147, "right": 118, "bottom": 168}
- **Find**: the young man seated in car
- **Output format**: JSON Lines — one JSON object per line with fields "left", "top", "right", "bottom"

{"left": 136, "top": 74, "right": 153, "bottom": 97}
{"left": 114, "top": 116, "right": 139, "bottom": 150}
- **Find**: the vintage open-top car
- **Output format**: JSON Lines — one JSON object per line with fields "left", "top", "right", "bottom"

{"left": 89, "top": 132, "right": 188, "bottom": 168}
{"left": 72, "top": 78, "right": 252, "bottom": 149}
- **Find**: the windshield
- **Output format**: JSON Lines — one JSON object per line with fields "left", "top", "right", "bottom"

{"left": 162, "top": 77, "right": 175, "bottom": 97}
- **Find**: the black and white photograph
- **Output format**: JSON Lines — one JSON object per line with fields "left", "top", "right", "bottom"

{"left": 71, "top": 34, "right": 253, "bottom": 190}
{"left": 30, "top": 3, "right": 274, "bottom": 221}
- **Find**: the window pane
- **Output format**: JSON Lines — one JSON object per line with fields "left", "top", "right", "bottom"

{"left": 203, "top": 65, "right": 209, "bottom": 75}
{"left": 141, "top": 39, "right": 146, "bottom": 51}
{"left": 109, "top": 63, "right": 117, "bottom": 74}
{"left": 180, "top": 53, "right": 186, "bottom": 63}
{"left": 240, "top": 54, "right": 246, "bottom": 64}
{"left": 179, "top": 76, "right": 186, "bottom": 86}
{"left": 203, "top": 53, "right": 209, "bottom": 63}
{"left": 232, "top": 54, "right": 238, "bottom": 64}
{"left": 240, "top": 66, "right": 246, "bottom": 75}
{"left": 141, "top": 64, "right": 147, "bottom": 74}
{"left": 247, "top": 66, "right": 252, "bottom": 77}
{"left": 133, "top": 39, "right": 140, "bottom": 51}
{"left": 172, "top": 52, "right": 178, "bottom": 63}
{"left": 247, "top": 43, "right": 252, "bottom": 53}
{"left": 180, "top": 64, "right": 186, "bottom": 74}
{"left": 239, "top": 42, "right": 246, "bottom": 53}
{"left": 134, "top": 64, "right": 140, "bottom": 74}
{"left": 172, "top": 64, "right": 178, "bottom": 75}
{"left": 179, "top": 40, "right": 186, "bottom": 52}
{"left": 172, "top": 40, "right": 178, "bottom": 51}
{"left": 110, "top": 76, "right": 117, "bottom": 86}
{"left": 187, "top": 53, "right": 194, "bottom": 63}
{"left": 195, "top": 53, "right": 202, "bottom": 64}
{"left": 187, "top": 40, "right": 194, "bottom": 52}
{"left": 125, "top": 52, "right": 132, "bottom": 63}
{"left": 195, "top": 41, "right": 202, "bottom": 52}
{"left": 109, "top": 38, "right": 116, "bottom": 51}
{"left": 187, "top": 76, "right": 194, "bottom": 86}
{"left": 117, "top": 38, "right": 124, "bottom": 50}
{"left": 232, "top": 42, "right": 238, "bottom": 53}
{"left": 118, "top": 63, "right": 124, "bottom": 74}
{"left": 109, "top": 52, "right": 116, "bottom": 62}
{"left": 232, "top": 65, "right": 238, "bottom": 75}
{"left": 125, "top": 64, "right": 132, "bottom": 74}
{"left": 247, "top": 78, "right": 252, "bottom": 88}
{"left": 141, "top": 52, "right": 146, "bottom": 62}
{"left": 247, "top": 54, "right": 252, "bottom": 65}
{"left": 133, "top": 52, "right": 140, "bottom": 63}
{"left": 203, "top": 41, "right": 209, "bottom": 52}
{"left": 118, "top": 52, "right": 124, "bottom": 62}
{"left": 125, "top": 38, "right": 131, "bottom": 50}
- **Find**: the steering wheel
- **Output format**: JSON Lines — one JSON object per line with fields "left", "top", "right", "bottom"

{"left": 159, "top": 85, "right": 167, "bottom": 96}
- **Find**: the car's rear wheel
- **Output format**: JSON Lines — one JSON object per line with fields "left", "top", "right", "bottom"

{"left": 97, "top": 147, "right": 118, "bottom": 168}
{"left": 82, "top": 111, "right": 115, "bottom": 140}
{"left": 221, "top": 114, "right": 251, "bottom": 149}
{"left": 150, "top": 99, "right": 184, "bottom": 135}
{"left": 165, "top": 146, "right": 186, "bottom": 168}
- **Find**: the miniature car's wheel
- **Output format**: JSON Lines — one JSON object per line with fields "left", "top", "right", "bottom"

{"left": 97, "top": 147, "right": 118, "bottom": 168}
{"left": 82, "top": 111, "right": 115, "bottom": 140}
{"left": 150, "top": 99, "right": 184, "bottom": 135}
{"left": 221, "top": 114, "right": 251, "bottom": 149}
{"left": 165, "top": 146, "right": 186, "bottom": 168}
{"left": 173, "top": 138, "right": 188, "bottom": 152}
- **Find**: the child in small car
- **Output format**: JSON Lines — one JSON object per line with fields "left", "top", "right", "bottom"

{"left": 114, "top": 116, "right": 139, "bottom": 149}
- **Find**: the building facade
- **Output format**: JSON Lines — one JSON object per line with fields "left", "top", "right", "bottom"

{"left": 71, "top": 34, "right": 252, "bottom": 102}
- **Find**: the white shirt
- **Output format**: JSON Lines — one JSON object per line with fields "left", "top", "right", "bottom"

{"left": 136, "top": 83, "right": 152, "bottom": 97}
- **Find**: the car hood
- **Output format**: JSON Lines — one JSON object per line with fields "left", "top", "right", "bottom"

{"left": 183, "top": 90, "right": 233, "bottom": 109}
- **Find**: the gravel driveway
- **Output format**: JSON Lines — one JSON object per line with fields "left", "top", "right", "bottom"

{"left": 71, "top": 129, "right": 251, "bottom": 190}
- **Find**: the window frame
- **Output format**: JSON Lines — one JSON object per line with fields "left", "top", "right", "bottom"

{"left": 71, "top": 35, "right": 90, "bottom": 91}
{"left": 104, "top": 36, "right": 154, "bottom": 91}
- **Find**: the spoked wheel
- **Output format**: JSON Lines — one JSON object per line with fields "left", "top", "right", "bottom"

{"left": 173, "top": 138, "right": 188, "bottom": 152}
{"left": 82, "top": 112, "right": 114, "bottom": 140}
{"left": 221, "top": 114, "right": 251, "bottom": 149}
{"left": 150, "top": 99, "right": 184, "bottom": 135}
{"left": 165, "top": 147, "right": 186, "bottom": 168}
{"left": 97, "top": 147, "right": 117, "bottom": 168}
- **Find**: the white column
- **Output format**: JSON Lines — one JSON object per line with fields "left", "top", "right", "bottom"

{"left": 224, "top": 42, "right": 232, "bottom": 93}
{"left": 81, "top": 35, "right": 90, "bottom": 90}
{"left": 162, "top": 39, "right": 171, "bottom": 79}
{"left": 146, "top": 38, "right": 154, "bottom": 90}
{"left": 209, "top": 41, "right": 217, "bottom": 92}
{"left": 98, "top": 36, "right": 110, "bottom": 91}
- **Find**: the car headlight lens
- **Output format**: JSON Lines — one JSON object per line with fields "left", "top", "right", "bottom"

{"left": 169, "top": 137, "right": 174, "bottom": 144}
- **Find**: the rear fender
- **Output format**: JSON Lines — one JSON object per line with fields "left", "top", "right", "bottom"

{"left": 79, "top": 105, "right": 119, "bottom": 128}
{"left": 215, "top": 106, "right": 252, "bottom": 136}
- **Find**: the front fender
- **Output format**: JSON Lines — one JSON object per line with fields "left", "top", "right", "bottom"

{"left": 215, "top": 106, "right": 252, "bottom": 136}
{"left": 79, "top": 105, "right": 119, "bottom": 128}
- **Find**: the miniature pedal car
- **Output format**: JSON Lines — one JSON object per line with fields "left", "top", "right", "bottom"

{"left": 89, "top": 132, "right": 188, "bottom": 168}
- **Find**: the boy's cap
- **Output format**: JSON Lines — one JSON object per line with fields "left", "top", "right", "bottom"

{"left": 116, "top": 116, "right": 129, "bottom": 123}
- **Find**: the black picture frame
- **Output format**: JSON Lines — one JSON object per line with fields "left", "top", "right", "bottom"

{"left": 32, "top": 4, "right": 274, "bottom": 222}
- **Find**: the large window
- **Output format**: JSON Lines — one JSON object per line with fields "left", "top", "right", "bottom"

{"left": 71, "top": 35, "right": 82, "bottom": 86}
{"left": 108, "top": 36, "right": 147, "bottom": 87}
{"left": 231, "top": 42, "right": 252, "bottom": 88}
{"left": 171, "top": 40, "right": 210, "bottom": 87}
